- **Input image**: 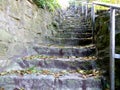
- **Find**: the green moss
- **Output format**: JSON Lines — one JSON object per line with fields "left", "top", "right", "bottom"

{"left": 95, "top": 11, "right": 120, "bottom": 89}
{"left": 32, "top": 0, "right": 60, "bottom": 11}
{"left": 116, "top": 34, "right": 120, "bottom": 46}
{"left": 95, "top": 15, "right": 110, "bottom": 49}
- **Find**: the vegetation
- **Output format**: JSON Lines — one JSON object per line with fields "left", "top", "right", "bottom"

{"left": 99, "top": 0, "right": 120, "bottom": 4}
{"left": 95, "top": 12, "right": 120, "bottom": 90}
{"left": 89, "top": 0, "right": 120, "bottom": 3}
{"left": 32, "top": 0, "right": 60, "bottom": 11}
{"left": 89, "top": 0, "right": 120, "bottom": 10}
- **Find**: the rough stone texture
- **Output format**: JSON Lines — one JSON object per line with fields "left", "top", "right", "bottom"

{"left": 0, "top": 75, "right": 55, "bottom": 90}
{"left": 0, "top": 0, "right": 57, "bottom": 67}
{"left": 46, "top": 4, "right": 93, "bottom": 46}
{"left": 0, "top": 74, "right": 102, "bottom": 90}
{"left": 33, "top": 45, "right": 95, "bottom": 57}
{"left": 116, "top": 15, "right": 120, "bottom": 34}
{"left": 0, "top": 2, "right": 103, "bottom": 89}
{"left": 55, "top": 33, "right": 92, "bottom": 38}
{"left": 16, "top": 58, "right": 97, "bottom": 70}
{"left": 45, "top": 37, "right": 93, "bottom": 46}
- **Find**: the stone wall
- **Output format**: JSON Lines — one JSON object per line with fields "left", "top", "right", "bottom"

{"left": 0, "top": 0, "right": 57, "bottom": 68}
{"left": 95, "top": 11, "right": 120, "bottom": 89}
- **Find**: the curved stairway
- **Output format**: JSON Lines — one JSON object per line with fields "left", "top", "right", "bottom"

{"left": 0, "top": 5, "right": 103, "bottom": 90}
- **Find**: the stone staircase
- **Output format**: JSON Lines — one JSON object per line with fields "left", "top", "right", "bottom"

{"left": 0, "top": 5, "right": 103, "bottom": 90}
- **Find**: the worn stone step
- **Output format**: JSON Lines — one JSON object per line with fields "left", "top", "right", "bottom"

{"left": 60, "top": 22, "right": 81, "bottom": 27}
{"left": 63, "top": 11, "right": 82, "bottom": 18}
{"left": 80, "top": 27, "right": 92, "bottom": 31}
{"left": 58, "top": 28, "right": 92, "bottom": 33}
{"left": 64, "top": 14, "right": 81, "bottom": 18}
{"left": 45, "top": 37, "right": 93, "bottom": 46}
{"left": 63, "top": 15, "right": 77, "bottom": 17}
{"left": 60, "top": 25, "right": 82, "bottom": 29}
{"left": 81, "top": 24, "right": 92, "bottom": 27}
{"left": 60, "top": 16, "right": 79, "bottom": 20}
{"left": 81, "top": 28, "right": 92, "bottom": 31}
{"left": 62, "top": 17, "right": 82, "bottom": 20}
{"left": 80, "top": 25, "right": 92, "bottom": 28}
{"left": 82, "top": 22, "right": 91, "bottom": 25}
{"left": 59, "top": 16, "right": 82, "bottom": 22}
{"left": 60, "top": 25, "right": 81, "bottom": 28}
{"left": 0, "top": 72, "right": 102, "bottom": 90}
{"left": 60, "top": 23, "right": 81, "bottom": 27}
{"left": 81, "top": 25, "right": 92, "bottom": 28}
{"left": 15, "top": 56, "right": 98, "bottom": 70}
{"left": 61, "top": 14, "right": 80, "bottom": 17}
{"left": 61, "top": 19, "right": 81, "bottom": 24}
{"left": 55, "top": 32, "right": 92, "bottom": 38}
{"left": 60, "top": 22, "right": 92, "bottom": 27}
{"left": 33, "top": 44, "right": 95, "bottom": 57}
{"left": 46, "top": 37, "right": 93, "bottom": 46}
{"left": 81, "top": 20, "right": 92, "bottom": 24}
{"left": 81, "top": 22, "right": 92, "bottom": 25}
{"left": 64, "top": 15, "right": 81, "bottom": 19}
{"left": 60, "top": 23, "right": 92, "bottom": 29}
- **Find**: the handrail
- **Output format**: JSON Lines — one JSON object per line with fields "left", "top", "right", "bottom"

{"left": 115, "top": 54, "right": 120, "bottom": 59}
{"left": 93, "top": 1, "right": 120, "bottom": 9}
{"left": 81, "top": 1, "right": 120, "bottom": 90}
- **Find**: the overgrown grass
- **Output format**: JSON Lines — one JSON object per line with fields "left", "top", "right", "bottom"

{"left": 32, "top": 0, "right": 60, "bottom": 11}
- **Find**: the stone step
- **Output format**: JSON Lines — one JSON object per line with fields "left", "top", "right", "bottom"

{"left": 59, "top": 23, "right": 92, "bottom": 29}
{"left": 16, "top": 56, "right": 98, "bottom": 70}
{"left": 58, "top": 28, "right": 92, "bottom": 33}
{"left": 80, "top": 23, "right": 92, "bottom": 26}
{"left": 60, "top": 23, "right": 81, "bottom": 27}
{"left": 63, "top": 15, "right": 78, "bottom": 17}
{"left": 62, "top": 12, "right": 82, "bottom": 17}
{"left": 64, "top": 15, "right": 81, "bottom": 19}
{"left": 60, "top": 25, "right": 82, "bottom": 29}
{"left": 80, "top": 20, "right": 91, "bottom": 24}
{"left": 59, "top": 25, "right": 92, "bottom": 30}
{"left": 62, "top": 17, "right": 82, "bottom": 20}
{"left": 45, "top": 37, "right": 93, "bottom": 46}
{"left": 0, "top": 72, "right": 102, "bottom": 90}
{"left": 61, "top": 15, "right": 80, "bottom": 19}
{"left": 63, "top": 11, "right": 82, "bottom": 17}
{"left": 33, "top": 44, "right": 95, "bottom": 57}
{"left": 60, "top": 24, "right": 81, "bottom": 29}
{"left": 61, "top": 19, "right": 82, "bottom": 24}
{"left": 54, "top": 33, "right": 92, "bottom": 38}
{"left": 60, "top": 22, "right": 92, "bottom": 27}
{"left": 61, "top": 19, "right": 81, "bottom": 22}
{"left": 81, "top": 24, "right": 92, "bottom": 27}
{"left": 81, "top": 27, "right": 92, "bottom": 30}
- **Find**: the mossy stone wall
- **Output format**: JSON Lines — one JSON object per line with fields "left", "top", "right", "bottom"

{"left": 95, "top": 11, "right": 120, "bottom": 89}
{"left": 0, "top": 0, "right": 58, "bottom": 69}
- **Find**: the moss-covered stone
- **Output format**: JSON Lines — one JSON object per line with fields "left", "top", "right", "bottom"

{"left": 95, "top": 11, "right": 120, "bottom": 89}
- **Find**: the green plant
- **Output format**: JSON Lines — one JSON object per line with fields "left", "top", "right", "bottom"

{"left": 33, "top": 0, "right": 60, "bottom": 11}
{"left": 89, "top": 0, "right": 120, "bottom": 10}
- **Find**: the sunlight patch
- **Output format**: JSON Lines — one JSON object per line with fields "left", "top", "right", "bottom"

{"left": 58, "top": 0, "right": 71, "bottom": 9}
